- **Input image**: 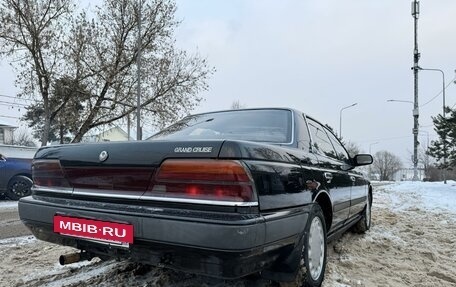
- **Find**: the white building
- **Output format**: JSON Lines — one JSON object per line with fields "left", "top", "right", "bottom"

{"left": 394, "top": 168, "right": 425, "bottom": 181}
{"left": 82, "top": 126, "right": 133, "bottom": 142}
{"left": 0, "top": 119, "right": 17, "bottom": 145}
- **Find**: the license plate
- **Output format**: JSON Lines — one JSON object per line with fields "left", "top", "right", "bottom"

{"left": 54, "top": 215, "right": 134, "bottom": 245}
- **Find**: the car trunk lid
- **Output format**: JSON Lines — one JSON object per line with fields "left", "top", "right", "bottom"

{"left": 33, "top": 140, "right": 258, "bottom": 206}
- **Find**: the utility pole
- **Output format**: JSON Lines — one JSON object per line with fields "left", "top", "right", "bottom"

{"left": 412, "top": 0, "right": 420, "bottom": 181}
{"left": 136, "top": 1, "right": 142, "bottom": 141}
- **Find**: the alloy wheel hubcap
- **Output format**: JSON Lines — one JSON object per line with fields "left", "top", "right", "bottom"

{"left": 307, "top": 216, "right": 324, "bottom": 280}
{"left": 12, "top": 180, "right": 30, "bottom": 196}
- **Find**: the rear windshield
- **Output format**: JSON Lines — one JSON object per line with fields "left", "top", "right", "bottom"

{"left": 150, "top": 109, "right": 292, "bottom": 143}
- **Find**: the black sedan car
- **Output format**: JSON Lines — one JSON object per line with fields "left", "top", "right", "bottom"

{"left": 19, "top": 108, "right": 373, "bottom": 286}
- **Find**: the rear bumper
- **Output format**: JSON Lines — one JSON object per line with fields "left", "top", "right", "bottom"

{"left": 19, "top": 195, "right": 310, "bottom": 279}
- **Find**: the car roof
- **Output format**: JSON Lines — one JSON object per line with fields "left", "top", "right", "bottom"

{"left": 187, "top": 107, "right": 300, "bottom": 117}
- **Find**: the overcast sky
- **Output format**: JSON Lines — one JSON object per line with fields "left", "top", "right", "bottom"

{"left": 1, "top": 0, "right": 456, "bottom": 165}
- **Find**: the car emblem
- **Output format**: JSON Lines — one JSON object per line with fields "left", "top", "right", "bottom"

{"left": 99, "top": 151, "right": 109, "bottom": 162}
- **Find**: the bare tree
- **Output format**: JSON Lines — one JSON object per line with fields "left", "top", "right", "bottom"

{"left": 230, "top": 100, "right": 246, "bottom": 110}
{"left": 372, "top": 150, "right": 403, "bottom": 181}
{"left": 419, "top": 147, "right": 432, "bottom": 179}
{"left": 0, "top": 0, "right": 214, "bottom": 144}
{"left": 344, "top": 141, "right": 363, "bottom": 158}
{"left": 67, "top": 0, "right": 214, "bottom": 142}
{"left": 0, "top": 0, "right": 73, "bottom": 146}
{"left": 406, "top": 144, "right": 433, "bottom": 179}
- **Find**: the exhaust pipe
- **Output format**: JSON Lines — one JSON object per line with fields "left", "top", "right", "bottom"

{"left": 59, "top": 251, "right": 93, "bottom": 265}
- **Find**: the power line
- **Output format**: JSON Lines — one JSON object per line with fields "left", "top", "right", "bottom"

{"left": 0, "top": 100, "right": 28, "bottom": 107}
{"left": 355, "top": 133, "right": 436, "bottom": 143}
{"left": 0, "top": 115, "right": 20, "bottom": 119}
{"left": 420, "top": 74, "right": 456, "bottom": 108}
{"left": 355, "top": 135, "right": 412, "bottom": 143}
{"left": 0, "top": 94, "right": 34, "bottom": 102}
{"left": 0, "top": 103, "right": 23, "bottom": 109}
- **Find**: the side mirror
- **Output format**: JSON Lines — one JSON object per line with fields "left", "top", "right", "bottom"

{"left": 352, "top": 154, "right": 373, "bottom": 166}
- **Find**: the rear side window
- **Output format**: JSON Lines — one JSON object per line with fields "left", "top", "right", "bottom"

{"left": 150, "top": 109, "right": 292, "bottom": 143}
{"left": 306, "top": 118, "right": 338, "bottom": 159}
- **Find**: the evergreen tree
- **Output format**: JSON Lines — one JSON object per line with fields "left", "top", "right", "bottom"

{"left": 427, "top": 107, "right": 456, "bottom": 169}
{"left": 23, "top": 77, "right": 88, "bottom": 144}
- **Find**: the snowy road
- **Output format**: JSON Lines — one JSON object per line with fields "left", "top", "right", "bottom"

{"left": 0, "top": 201, "right": 30, "bottom": 240}
{"left": 0, "top": 182, "right": 455, "bottom": 287}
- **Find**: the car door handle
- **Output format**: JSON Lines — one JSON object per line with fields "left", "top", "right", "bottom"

{"left": 324, "top": 172, "right": 333, "bottom": 183}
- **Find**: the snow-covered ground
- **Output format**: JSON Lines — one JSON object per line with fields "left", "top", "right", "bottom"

{"left": 381, "top": 180, "right": 456, "bottom": 212}
{"left": 0, "top": 200, "right": 18, "bottom": 209}
{"left": 324, "top": 181, "right": 456, "bottom": 287}
{"left": 0, "top": 181, "right": 455, "bottom": 287}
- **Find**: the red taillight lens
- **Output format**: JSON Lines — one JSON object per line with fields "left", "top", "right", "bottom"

{"left": 33, "top": 160, "right": 71, "bottom": 188}
{"left": 156, "top": 159, "right": 251, "bottom": 182}
{"left": 148, "top": 159, "right": 256, "bottom": 203}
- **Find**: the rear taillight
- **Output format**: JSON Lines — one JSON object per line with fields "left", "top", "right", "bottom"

{"left": 146, "top": 159, "right": 256, "bottom": 204}
{"left": 33, "top": 160, "right": 71, "bottom": 188}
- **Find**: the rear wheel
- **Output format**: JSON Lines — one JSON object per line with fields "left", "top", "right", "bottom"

{"left": 6, "top": 175, "right": 33, "bottom": 200}
{"left": 281, "top": 205, "right": 327, "bottom": 287}
{"left": 353, "top": 193, "right": 371, "bottom": 233}
{"left": 302, "top": 205, "right": 327, "bottom": 286}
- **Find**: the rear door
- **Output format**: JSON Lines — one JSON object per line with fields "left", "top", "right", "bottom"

{"left": 348, "top": 173, "right": 369, "bottom": 217}
{"left": 320, "top": 128, "right": 368, "bottom": 219}
{"left": 306, "top": 118, "right": 353, "bottom": 231}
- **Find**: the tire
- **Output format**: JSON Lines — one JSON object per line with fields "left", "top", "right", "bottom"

{"left": 6, "top": 175, "right": 33, "bottom": 200}
{"left": 353, "top": 193, "right": 371, "bottom": 233}
{"left": 281, "top": 205, "right": 327, "bottom": 287}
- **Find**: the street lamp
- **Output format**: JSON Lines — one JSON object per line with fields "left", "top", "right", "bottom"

{"left": 417, "top": 67, "right": 445, "bottom": 117}
{"left": 387, "top": 99, "right": 413, "bottom": 104}
{"left": 387, "top": 99, "right": 416, "bottom": 116}
{"left": 369, "top": 142, "right": 379, "bottom": 154}
{"left": 339, "top": 103, "right": 357, "bottom": 138}
{"left": 418, "top": 66, "right": 446, "bottom": 183}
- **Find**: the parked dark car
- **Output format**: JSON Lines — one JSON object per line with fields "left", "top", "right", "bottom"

{"left": 0, "top": 154, "right": 33, "bottom": 200}
{"left": 19, "top": 108, "right": 373, "bottom": 286}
